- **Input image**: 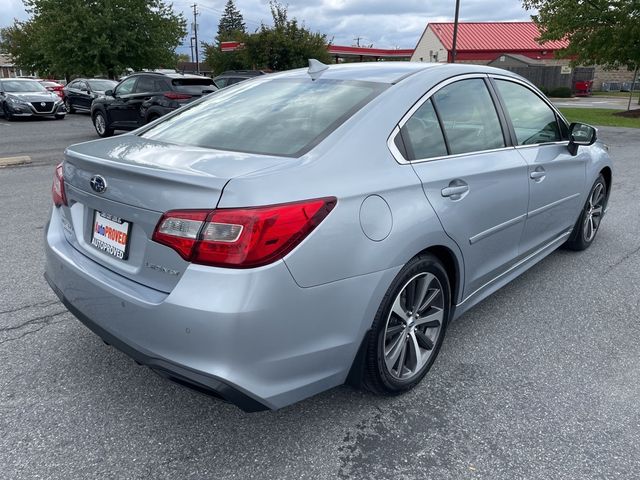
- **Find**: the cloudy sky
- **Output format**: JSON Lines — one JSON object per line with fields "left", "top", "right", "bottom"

{"left": 2, "top": 0, "right": 533, "bottom": 53}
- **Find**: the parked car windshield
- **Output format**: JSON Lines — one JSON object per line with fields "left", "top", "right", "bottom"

{"left": 1, "top": 80, "right": 47, "bottom": 92}
{"left": 87, "top": 79, "right": 116, "bottom": 91}
{"left": 141, "top": 78, "right": 386, "bottom": 157}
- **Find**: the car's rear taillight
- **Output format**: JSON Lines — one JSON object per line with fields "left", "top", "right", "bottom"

{"left": 164, "top": 92, "right": 192, "bottom": 100}
{"left": 152, "top": 197, "right": 337, "bottom": 268}
{"left": 52, "top": 162, "right": 67, "bottom": 207}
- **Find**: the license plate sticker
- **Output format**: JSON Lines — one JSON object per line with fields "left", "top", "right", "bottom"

{"left": 91, "top": 211, "right": 131, "bottom": 260}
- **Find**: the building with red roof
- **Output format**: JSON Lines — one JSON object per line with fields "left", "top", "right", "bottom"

{"left": 411, "top": 22, "right": 569, "bottom": 63}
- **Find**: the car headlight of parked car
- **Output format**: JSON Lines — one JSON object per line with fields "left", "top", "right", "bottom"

{"left": 6, "top": 96, "right": 28, "bottom": 106}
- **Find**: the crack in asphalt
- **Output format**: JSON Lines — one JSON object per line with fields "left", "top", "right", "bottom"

{"left": 0, "top": 317, "right": 69, "bottom": 346}
{"left": 0, "top": 311, "right": 70, "bottom": 346}
{"left": 0, "top": 299, "right": 60, "bottom": 316}
{"left": 605, "top": 243, "right": 640, "bottom": 274}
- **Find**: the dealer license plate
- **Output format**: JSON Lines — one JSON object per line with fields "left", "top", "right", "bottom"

{"left": 91, "top": 210, "right": 131, "bottom": 260}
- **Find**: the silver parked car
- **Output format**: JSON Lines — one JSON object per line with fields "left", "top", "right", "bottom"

{"left": 0, "top": 79, "right": 66, "bottom": 120}
{"left": 45, "top": 62, "right": 612, "bottom": 411}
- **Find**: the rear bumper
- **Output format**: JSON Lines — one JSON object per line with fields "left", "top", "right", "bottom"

{"left": 45, "top": 207, "right": 399, "bottom": 410}
{"left": 45, "top": 272, "right": 268, "bottom": 412}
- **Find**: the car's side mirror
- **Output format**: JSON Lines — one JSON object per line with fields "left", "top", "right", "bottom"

{"left": 105, "top": 89, "right": 114, "bottom": 97}
{"left": 568, "top": 122, "right": 597, "bottom": 156}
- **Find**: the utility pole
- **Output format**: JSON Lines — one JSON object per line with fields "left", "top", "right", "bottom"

{"left": 192, "top": 3, "right": 200, "bottom": 74}
{"left": 451, "top": 0, "right": 461, "bottom": 63}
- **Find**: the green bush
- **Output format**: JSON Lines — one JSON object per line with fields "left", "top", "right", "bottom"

{"left": 547, "top": 87, "right": 572, "bottom": 98}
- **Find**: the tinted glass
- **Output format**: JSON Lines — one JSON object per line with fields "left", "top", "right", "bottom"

{"left": 1, "top": 80, "right": 47, "bottom": 92}
{"left": 135, "top": 76, "right": 161, "bottom": 93}
{"left": 401, "top": 99, "right": 447, "bottom": 160}
{"left": 116, "top": 77, "right": 136, "bottom": 95}
{"left": 432, "top": 79, "right": 505, "bottom": 155}
{"left": 141, "top": 78, "right": 385, "bottom": 157}
{"left": 172, "top": 78, "right": 214, "bottom": 95}
{"left": 77, "top": 81, "right": 88, "bottom": 90}
{"left": 495, "top": 80, "right": 561, "bottom": 145}
{"left": 87, "top": 80, "right": 117, "bottom": 91}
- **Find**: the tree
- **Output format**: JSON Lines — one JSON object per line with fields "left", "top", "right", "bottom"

{"left": 203, "top": 0, "right": 249, "bottom": 74}
{"left": 217, "top": 0, "right": 246, "bottom": 42}
{"left": 244, "top": 2, "right": 331, "bottom": 71}
{"left": 0, "top": 0, "right": 187, "bottom": 79}
{"left": 523, "top": 0, "right": 639, "bottom": 70}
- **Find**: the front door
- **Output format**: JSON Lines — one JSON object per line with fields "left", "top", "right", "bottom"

{"left": 490, "top": 78, "right": 587, "bottom": 255}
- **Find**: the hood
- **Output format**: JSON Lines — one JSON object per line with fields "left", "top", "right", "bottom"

{"left": 8, "top": 91, "right": 60, "bottom": 102}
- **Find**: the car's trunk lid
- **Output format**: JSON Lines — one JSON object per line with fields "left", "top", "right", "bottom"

{"left": 60, "top": 135, "right": 289, "bottom": 292}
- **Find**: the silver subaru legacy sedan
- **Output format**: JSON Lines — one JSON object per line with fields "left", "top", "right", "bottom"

{"left": 45, "top": 62, "right": 612, "bottom": 411}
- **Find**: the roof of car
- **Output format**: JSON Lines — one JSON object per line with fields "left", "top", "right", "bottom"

{"left": 273, "top": 61, "right": 518, "bottom": 84}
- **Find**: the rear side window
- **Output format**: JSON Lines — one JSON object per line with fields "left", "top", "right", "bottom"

{"left": 172, "top": 78, "right": 214, "bottom": 94}
{"left": 432, "top": 79, "right": 505, "bottom": 155}
{"left": 494, "top": 80, "right": 561, "bottom": 145}
{"left": 142, "top": 78, "right": 386, "bottom": 157}
{"left": 135, "top": 76, "right": 169, "bottom": 93}
{"left": 401, "top": 99, "right": 448, "bottom": 160}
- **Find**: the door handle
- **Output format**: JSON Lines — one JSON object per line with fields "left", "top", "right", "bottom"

{"left": 441, "top": 185, "right": 469, "bottom": 197}
{"left": 530, "top": 168, "right": 546, "bottom": 180}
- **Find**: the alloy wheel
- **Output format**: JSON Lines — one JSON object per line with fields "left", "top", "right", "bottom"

{"left": 383, "top": 272, "right": 444, "bottom": 381}
{"left": 94, "top": 113, "right": 106, "bottom": 135}
{"left": 583, "top": 182, "right": 605, "bottom": 242}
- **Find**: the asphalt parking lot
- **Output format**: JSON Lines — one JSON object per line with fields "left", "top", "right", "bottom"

{"left": 1, "top": 116, "right": 639, "bottom": 479}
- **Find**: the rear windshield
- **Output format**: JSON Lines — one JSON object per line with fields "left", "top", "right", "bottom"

{"left": 141, "top": 78, "right": 386, "bottom": 157}
{"left": 172, "top": 78, "right": 215, "bottom": 95}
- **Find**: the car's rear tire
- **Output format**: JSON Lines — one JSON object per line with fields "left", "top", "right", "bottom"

{"left": 64, "top": 98, "right": 75, "bottom": 114}
{"left": 564, "top": 174, "right": 607, "bottom": 251}
{"left": 93, "top": 111, "right": 113, "bottom": 137}
{"left": 363, "top": 254, "right": 450, "bottom": 395}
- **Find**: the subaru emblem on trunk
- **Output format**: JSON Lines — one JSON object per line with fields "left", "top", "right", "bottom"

{"left": 90, "top": 175, "right": 107, "bottom": 194}
{"left": 41, "top": 102, "right": 46, "bottom": 107}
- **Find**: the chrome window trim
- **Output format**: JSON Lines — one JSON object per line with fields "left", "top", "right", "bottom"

{"left": 387, "top": 73, "right": 512, "bottom": 165}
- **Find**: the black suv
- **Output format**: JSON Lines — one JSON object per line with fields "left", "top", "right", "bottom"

{"left": 90, "top": 72, "right": 216, "bottom": 137}
{"left": 212, "top": 70, "right": 266, "bottom": 89}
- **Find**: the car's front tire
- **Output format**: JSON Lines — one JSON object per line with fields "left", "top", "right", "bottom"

{"left": 363, "top": 254, "right": 450, "bottom": 395}
{"left": 3, "top": 105, "right": 14, "bottom": 121}
{"left": 564, "top": 174, "right": 607, "bottom": 251}
{"left": 92, "top": 110, "right": 114, "bottom": 137}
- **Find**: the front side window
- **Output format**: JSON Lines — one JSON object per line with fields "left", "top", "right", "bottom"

{"left": 432, "top": 79, "right": 505, "bottom": 155}
{"left": 401, "top": 99, "right": 448, "bottom": 160}
{"left": 116, "top": 77, "right": 137, "bottom": 96}
{"left": 494, "top": 80, "right": 561, "bottom": 145}
{"left": 141, "top": 78, "right": 386, "bottom": 157}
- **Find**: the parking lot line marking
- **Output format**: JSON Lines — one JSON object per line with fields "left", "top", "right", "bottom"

{"left": 0, "top": 156, "right": 32, "bottom": 167}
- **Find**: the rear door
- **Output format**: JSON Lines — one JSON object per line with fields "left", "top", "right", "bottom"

{"left": 491, "top": 77, "right": 586, "bottom": 255}
{"left": 396, "top": 75, "right": 529, "bottom": 299}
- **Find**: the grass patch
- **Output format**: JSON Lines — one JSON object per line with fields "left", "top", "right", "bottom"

{"left": 592, "top": 91, "right": 640, "bottom": 98}
{"left": 559, "top": 108, "right": 640, "bottom": 128}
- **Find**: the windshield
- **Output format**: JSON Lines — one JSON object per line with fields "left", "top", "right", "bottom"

{"left": 2, "top": 80, "right": 47, "bottom": 93}
{"left": 141, "top": 78, "right": 386, "bottom": 157}
{"left": 87, "top": 80, "right": 117, "bottom": 91}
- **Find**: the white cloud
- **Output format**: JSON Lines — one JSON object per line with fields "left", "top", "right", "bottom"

{"left": 1, "top": 0, "right": 533, "bottom": 51}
